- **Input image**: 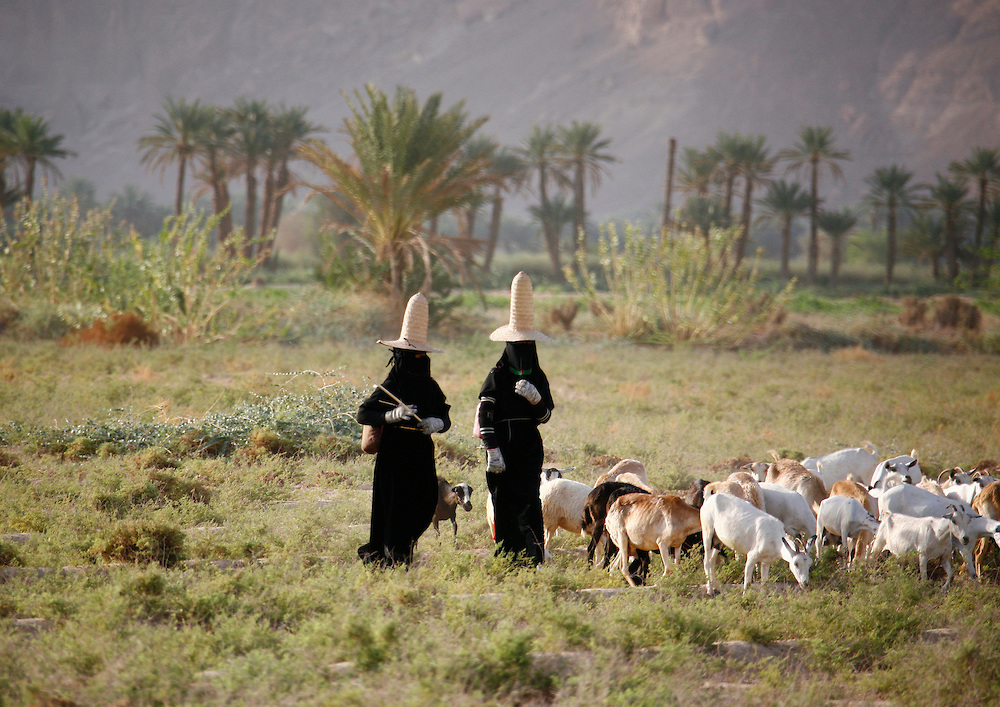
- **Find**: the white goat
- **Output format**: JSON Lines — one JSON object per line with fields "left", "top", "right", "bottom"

{"left": 815, "top": 496, "right": 880, "bottom": 568}
{"left": 605, "top": 493, "right": 702, "bottom": 587}
{"left": 540, "top": 477, "right": 593, "bottom": 558}
{"left": 870, "top": 511, "right": 969, "bottom": 591}
{"left": 485, "top": 467, "right": 569, "bottom": 542}
{"left": 868, "top": 452, "right": 921, "bottom": 496}
{"left": 759, "top": 481, "right": 818, "bottom": 550}
{"left": 828, "top": 477, "right": 879, "bottom": 559}
{"left": 700, "top": 492, "right": 813, "bottom": 595}
{"left": 803, "top": 444, "right": 879, "bottom": 489}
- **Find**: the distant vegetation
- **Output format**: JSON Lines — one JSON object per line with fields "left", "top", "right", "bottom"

{"left": 3, "top": 84, "right": 1000, "bottom": 345}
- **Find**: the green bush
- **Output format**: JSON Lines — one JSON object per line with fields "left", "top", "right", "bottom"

{"left": 568, "top": 223, "right": 793, "bottom": 346}
{"left": 90, "top": 519, "right": 186, "bottom": 567}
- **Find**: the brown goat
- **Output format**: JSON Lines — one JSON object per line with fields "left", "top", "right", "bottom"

{"left": 758, "top": 458, "right": 828, "bottom": 515}
{"left": 605, "top": 493, "right": 702, "bottom": 587}
{"left": 972, "top": 480, "right": 1000, "bottom": 578}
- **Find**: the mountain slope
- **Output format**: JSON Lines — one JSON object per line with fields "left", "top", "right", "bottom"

{"left": 2, "top": 0, "right": 999, "bottom": 220}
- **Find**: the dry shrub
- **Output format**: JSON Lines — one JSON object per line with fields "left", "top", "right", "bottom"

{"left": 127, "top": 447, "right": 179, "bottom": 471}
{"left": 933, "top": 295, "right": 981, "bottom": 331}
{"left": 709, "top": 456, "right": 754, "bottom": 474}
{"left": 0, "top": 448, "right": 21, "bottom": 468}
{"left": 832, "top": 345, "right": 882, "bottom": 363}
{"left": 90, "top": 520, "right": 185, "bottom": 567}
{"left": 899, "top": 297, "right": 927, "bottom": 327}
{"left": 972, "top": 459, "right": 1000, "bottom": 473}
{"left": 546, "top": 301, "right": 579, "bottom": 332}
{"left": 244, "top": 428, "right": 299, "bottom": 459}
{"left": 66, "top": 312, "right": 159, "bottom": 347}
{"left": 590, "top": 453, "right": 623, "bottom": 469}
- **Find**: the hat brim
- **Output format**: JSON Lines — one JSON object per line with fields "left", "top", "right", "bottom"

{"left": 377, "top": 338, "right": 443, "bottom": 353}
{"left": 488, "top": 325, "right": 552, "bottom": 343}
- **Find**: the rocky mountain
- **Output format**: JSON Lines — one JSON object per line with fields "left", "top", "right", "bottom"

{"left": 3, "top": 0, "right": 999, "bottom": 221}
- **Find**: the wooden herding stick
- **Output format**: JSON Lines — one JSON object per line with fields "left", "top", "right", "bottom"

{"left": 369, "top": 380, "right": 423, "bottom": 422}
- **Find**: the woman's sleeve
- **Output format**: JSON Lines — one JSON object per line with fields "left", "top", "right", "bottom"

{"left": 357, "top": 389, "right": 389, "bottom": 426}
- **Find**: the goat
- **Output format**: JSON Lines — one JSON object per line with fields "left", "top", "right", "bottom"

{"left": 540, "top": 477, "right": 593, "bottom": 558}
{"left": 432, "top": 478, "right": 473, "bottom": 536}
{"left": 681, "top": 478, "right": 711, "bottom": 509}
{"left": 581, "top": 481, "right": 652, "bottom": 567}
{"left": 749, "top": 458, "right": 827, "bottom": 515}
{"left": 868, "top": 452, "right": 921, "bottom": 496}
{"left": 878, "top": 483, "right": 979, "bottom": 578}
{"left": 594, "top": 458, "right": 651, "bottom": 490}
{"left": 870, "top": 511, "right": 969, "bottom": 591}
{"left": 759, "top": 481, "right": 818, "bottom": 551}
{"left": 700, "top": 492, "right": 813, "bottom": 595}
{"left": 972, "top": 480, "right": 1000, "bottom": 577}
{"left": 802, "top": 444, "right": 879, "bottom": 489}
{"left": 605, "top": 493, "right": 702, "bottom": 587}
{"left": 828, "top": 476, "right": 879, "bottom": 559}
{"left": 485, "top": 467, "right": 569, "bottom": 542}
{"left": 814, "top": 496, "right": 880, "bottom": 568}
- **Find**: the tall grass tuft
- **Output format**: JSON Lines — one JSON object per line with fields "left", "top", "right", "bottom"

{"left": 568, "top": 223, "right": 793, "bottom": 346}
{"left": 90, "top": 519, "right": 186, "bottom": 567}
{"left": 0, "top": 192, "right": 265, "bottom": 342}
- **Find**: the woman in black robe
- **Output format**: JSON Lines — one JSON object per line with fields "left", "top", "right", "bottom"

{"left": 477, "top": 272, "right": 554, "bottom": 566}
{"left": 356, "top": 294, "right": 451, "bottom": 568}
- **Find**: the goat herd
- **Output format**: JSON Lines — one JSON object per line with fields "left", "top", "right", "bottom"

{"left": 436, "top": 447, "right": 1000, "bottom": 593}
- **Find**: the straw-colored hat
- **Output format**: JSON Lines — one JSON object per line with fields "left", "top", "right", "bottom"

{"left": 377, "top": 293, "right": 443, "bottom": 352}
{"left": 489, "top": 271, "right": 552, "bottom": 342}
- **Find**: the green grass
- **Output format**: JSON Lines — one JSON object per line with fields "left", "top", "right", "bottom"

{"left": 2, "top": 292, "right": 1000, "bottom": 705}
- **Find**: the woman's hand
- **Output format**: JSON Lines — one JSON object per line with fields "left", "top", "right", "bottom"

{"left": 384, "top": 403, "right": 416, "bottom": 424}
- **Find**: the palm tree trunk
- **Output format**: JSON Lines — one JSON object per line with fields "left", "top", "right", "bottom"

{"left": 780, "top": 217, "right": 792, "bottom": 281}
{"left": 830, "top": 235, "right": 842, "bottom": 288}
{"left": 661, "top": 137, "right": 676, "bottom": 237}
{"left": 885, "top": 203, "right": 897, "bottom": 285}
{"left": 736, "top": 179, "right": 753, "bottom": 264}
{"left": 419, "top": 236, "right": 433, "bottom": 296}
{"left": 573, "top": 163, "right": 586, "bottom": 257}
{"left": 174, "top": 157, "right": 186, "bottom": 215}
{"left": 945, "top": 209, "right": 959, "bottom": 281}
{"left": 244, "top": 163, "right": 257, "bottom": 256}
{"left": 260, "top": 163, "right": 276, "bottom": 258}
{"left": 25, "top": 159, "right": 37, "bottom": 203}
{"left": 270, "top": 160, "right": 291, "bottom": 235}
{"left": 484, "top": 192, "right": 503, "bottom": 271}
{"left": 808, "top": 160, "right": 819, "bottom": 285}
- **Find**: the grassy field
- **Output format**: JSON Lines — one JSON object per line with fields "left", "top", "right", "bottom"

{"left": 2, "top": 288, "right": 1000, "bottom": 706}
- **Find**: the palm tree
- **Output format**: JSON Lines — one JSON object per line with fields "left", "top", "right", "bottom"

{"left": 228, "top": 97, "right": 273, "bottom": 247}
{"left": 519, "top": 124, "right": 568, "bottom": 280}
{"left": 817, "top": 208, "right": 858, "bottom": 288}
{"left": 9, "top": 111, "right": 73, "bottom": 202}
{"left": 0, "top": 107, "right": 24, "bottom": 207}
{"left": 733, "top": 134, "right": 774, "bottom": 263}
{"left": 483, "top": 146, "right": 529, "bottom": 272}
{"left": 299, "top": 84, "right": 496, "bottom": 311}
{"left": 138, "top": 97, "right": 207, "bottom": 215}
{"left": 676, "top": 146, "right": 719, "bottom": 199}
{"left": 950, "top": 147, "right": 999, "bottom": 280}
{"left": 780, "top": 125, "right": 851, "bottom": 285}
{"left": 191, "top": 104, "right": 235, "bottom": 249}
{"left": 528, "top": 194, "right": 574, "bottom": 266}
{"left": 556, "top": 120, "right": 616, "bottom": 259}
{"left": 901, "top": 212, "right": 945, "bottom": 281}
{"left": 926, "top": 173, "right": 968, "bottom": 282}
{"left": 864, "top": 164, "right": 920, "bottom": 285}
{"left": 708, "top": 132, "right": 746, "bottom": 221}
{"left": 259, "top": 104, "right": 324, "bottom": 261}
{"left": 756, "top": 180, "right": 812, "bottom": 280}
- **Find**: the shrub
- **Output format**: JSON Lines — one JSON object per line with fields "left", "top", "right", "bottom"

{"left": 90, "top": 519, "right": 186, "bottom": 567}
{"left": 0, "top": 540, "right": 24, "bottom": 567}
{"left": 568, "top": 223, "right": 793, "bottom": 346}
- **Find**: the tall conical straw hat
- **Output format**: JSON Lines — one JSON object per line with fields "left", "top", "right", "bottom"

{"left": 489, "top": 271, "right": 552, "bottom": 342}
{"left": 377, "top": 293, "right": 443, "bottom": 352}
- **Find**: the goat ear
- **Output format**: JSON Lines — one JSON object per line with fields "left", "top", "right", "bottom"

{"left": 782, "top": 536, "right": 794, "bottom": 553}
{"left": 907, "top": 459, "right": 918, "bottom": 469}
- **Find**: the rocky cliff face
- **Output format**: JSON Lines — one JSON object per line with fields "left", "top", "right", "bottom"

{"left": 2, "top": 0, "right": 999, "bottom": 219}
